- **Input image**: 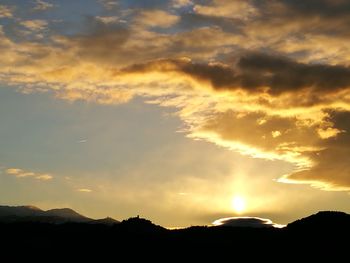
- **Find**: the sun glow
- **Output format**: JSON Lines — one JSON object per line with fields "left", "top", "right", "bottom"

{"left": 232, "top": 196, "right": 246, "bottom": 213}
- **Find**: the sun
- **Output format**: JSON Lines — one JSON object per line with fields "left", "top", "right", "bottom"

{"left": 232, "top": 196, "right": 246, "bottom": 213}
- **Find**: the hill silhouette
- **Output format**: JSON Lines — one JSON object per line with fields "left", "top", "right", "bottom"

{"left": 287, "top": 211, "right": 350, "bottom": 230}
{"left": 90, "top": 216, "right": 120, "bottom": 225}
{"left": 0, "top": 205, "right": 43, "bottom": 217}
{"left": 0, "top": 205, "right": 92, "bottom": 223}
{"left": 0, "top": 206, "right": 349, "bottom": 260}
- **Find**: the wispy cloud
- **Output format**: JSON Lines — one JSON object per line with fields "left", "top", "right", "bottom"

{"left": 0, "top": 5, "right": 14, "bottom": 18}
{"left": 35, "top": 174, "right": 54, "bottom": 181}
{"left": 20, "top": 19, "right": 48, "bottom": 31}
{"left": 98, "top": 0, "right": 119, "bottom": 10}
{"left": 5, "top": 168, "right": 53, "bottom": 181}
{"left": 135, "top": 10, "right": 180, "bottom": 28}
{"left": 95, "top": 16, "right": 122, "bottom": 24}
{"left": 172, "top": 0, "right": 193, "bottom": 9}
{"left": 33, "top": 0, "right": 54, "bottom": 11}
{"left": 194, "top": 0, "right": 257, "bottom": 20}
{"left": 77, "top": 188, "right": 92, "bottom": 193}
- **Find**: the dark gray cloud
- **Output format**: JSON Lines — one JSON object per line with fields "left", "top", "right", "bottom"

{"left": 255, "top": 0, "right": 350, "bottom": 37}
{"left": 274, "top": 0, "right": 350, "bottom": 18}
{"left": 237, "top": 52, "right": 350, "bottom": 95}
{"left": 193, "top": 0, "right": 350, "bottom": 36}
{"left": 123, "top": 52, "right": 350, "bottom": 97}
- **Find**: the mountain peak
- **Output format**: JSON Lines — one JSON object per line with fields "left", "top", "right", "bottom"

{"left": 0, "top": 205, "right": 44, "bottom": 217}
{"left": 119, "top": 216, "right": 166, "bottom": 232}
{"left": 45, "top": 208, "right": 90, "bottom": 220}
{"left": 0, "top": 205, "right": 92, "bottom": 223}
{"left": 22, "top": 205, "right": 42, "bottom": 211}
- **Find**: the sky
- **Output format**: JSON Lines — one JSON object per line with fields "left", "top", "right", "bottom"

{"left": 0, "top": 0, "right": 350, "bottom": 227}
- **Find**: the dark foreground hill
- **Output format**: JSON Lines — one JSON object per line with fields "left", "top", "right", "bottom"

{"left": 0, "top": 207, "right": 349, "bottom": 260}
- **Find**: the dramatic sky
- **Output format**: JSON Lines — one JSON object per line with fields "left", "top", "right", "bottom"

{"left": 0, "top": 0, "right": 350, "bottom": 227}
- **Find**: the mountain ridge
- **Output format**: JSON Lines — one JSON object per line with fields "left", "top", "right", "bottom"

{"left": 1, "top": 207, "right": 349, "bottom": 259}
{"left": 1, "top": 205, "right": 350, "bottom": 229}
{"left": 0, "top": 205, "right": 119, "bottom": 224}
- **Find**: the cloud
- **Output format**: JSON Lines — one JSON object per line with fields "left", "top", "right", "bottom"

{"left": 5, "top": 168, "right": 53, "bottom": 181}
{"left": 20, "top": 19, "right": 48, "bottom": 31}
{"left": 6, "top": 168, "right": 23, "bottom": 175}
{"left": 33, "top": 0, "right": 54, "bottom": 11}
{"left": 122, "top": 53, "right": 350, "bottom": 99}
{"left": 279, "top": 111, "right": 350, "bottom": 191}
{"left": 194, "top": 0, "right": 257, "bottom": 20}
{"left": 135, "top": 10, "right": 180, "bottom": 28}
{"left": 98, "top": 0, "right": 119, "bottom": 10}
{"left": 35, "top": 174, "right": 53, "bottom": 180}
{"left": 183, "top": 0, "right": 350, "bottom": 65}
{"left": 1, "top": 2, "right": 350, "bottom": 192}
{"left": 236, "top": 52, "right": 350, "bottom": 95}
{"left": 212, "top": 216, "right": 285, "bottom": 228}
{"left": 119, "top": 56, "right": 350, "bottom": 188}
{"left": 95, "top": 16, "right": 123, "bottom": 24}
{"left": 77, "top": 188, "right": 92, "bottom": 193}
{"left": 0, "top": 5, "right": 13, "bottom": 18}
{"left": 172, "top": 0, "right": 193, "bottom": 9}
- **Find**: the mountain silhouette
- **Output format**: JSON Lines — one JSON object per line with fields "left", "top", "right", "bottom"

{"left": 0, "top": 205, "right": 43, "bottom": 217}
{"left": 0, "top": 205, "right": 111, "bottom": 224}
{"left": 44, "top": 208, "right": 90, "bottom": 221}
{"left": 0, "top": 206, "right": 349, "bottom": 260}
{"left": 118, "top": 216, "right": 166, "bottom": 233}
{"left": 90, "top": 216, "right": 120, "bottom": 225}
{"left": 287, "top": 211, "right": 350, "bottom": 230}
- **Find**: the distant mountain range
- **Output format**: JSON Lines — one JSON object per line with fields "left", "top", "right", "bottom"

{"left": 0, "top": 205, "right": 119, "bottom": 224}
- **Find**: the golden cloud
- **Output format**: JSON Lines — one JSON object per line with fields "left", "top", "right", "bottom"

{"left": 0, "top": 5, "right": 13, "bottom": 18}
{"left": 20, "top": 19, "right": 48, "bottom": 31}
{"left": 135, "top": 10, "right": 180, "bottom": 28}
{"left": 194, "top": 0, "right": 257, "bottom": 21}
{"left": 5, "top": 168, "right": 53, "bottom": 181}
{"left": 77, "top": 188, "right": 92, "bottom": 193}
